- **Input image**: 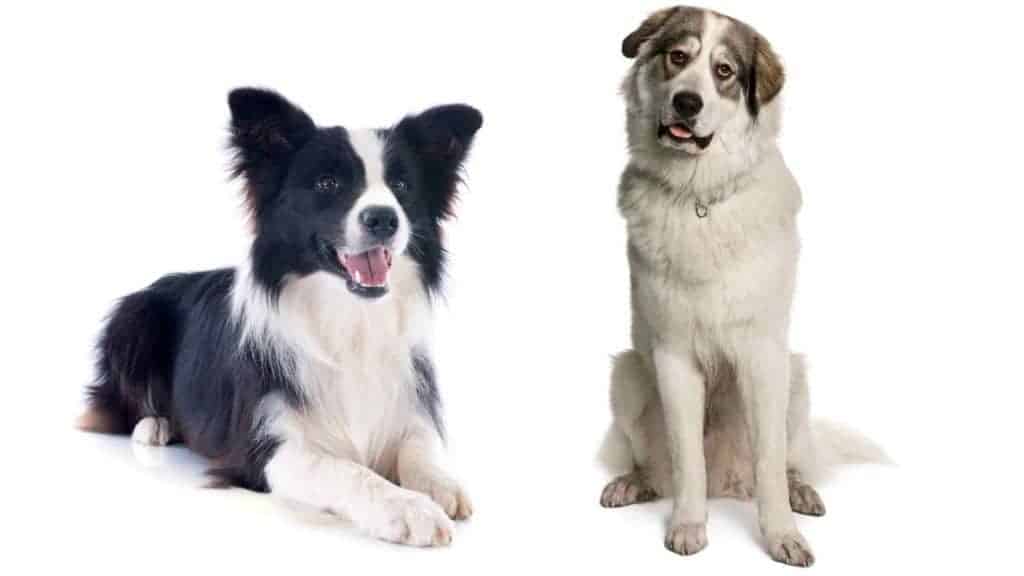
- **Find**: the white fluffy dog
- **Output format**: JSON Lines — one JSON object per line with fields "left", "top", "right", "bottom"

{"left": 599, "top": 6, "right": 884, "bottom": 567}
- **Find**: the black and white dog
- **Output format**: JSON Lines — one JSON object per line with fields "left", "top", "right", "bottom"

{"left": 78, "top": 88, "right": 482, "bottom": 546}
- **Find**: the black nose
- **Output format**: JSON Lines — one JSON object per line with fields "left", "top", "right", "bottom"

{"left": 672, "top": 92, "right": 703, "bottom": 118}
{"left": 359, "top": 206, "right": 399, "bottom": 240}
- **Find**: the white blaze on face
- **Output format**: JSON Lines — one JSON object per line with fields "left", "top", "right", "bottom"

{"left": 701, "top": 13, "right": 743, "bottom": 135}
{"left": 665, "top": 12, "right": 737, "bottom": 138}
{"left": 342, "top": 130, "right": 409, "bottom": 289}
{"left": 345, "top": 129, "right": 411, "bottom": 255}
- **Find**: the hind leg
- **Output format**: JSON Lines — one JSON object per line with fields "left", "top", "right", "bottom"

{"left": 788, "top": 470, "right": 825, "bottom": 516}
{"left": 79, "top": 290, "right": 177, "bottom": 437}
{"left": 131, "top": 416, "right": 173, "bottom": 446}
{"left": 600, "top": 350, "right": 671, "bottom": 507}
{"left": 786, "top": 354, "right": 826, "bottom": 517}
{"left": 601, "top": 469, "right": 658, "bottom": 508}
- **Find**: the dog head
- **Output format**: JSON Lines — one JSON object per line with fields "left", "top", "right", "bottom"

{"left": 622, "top": 6, "right": 784, "bottom": 156}
{"left": 229, "top": 88, "right": 481, "bottom": 299}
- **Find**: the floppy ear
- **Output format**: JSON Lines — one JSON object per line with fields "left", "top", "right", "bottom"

{"left": 745, "top": 34, "right": 785, "bottom": 117}
{"left": 622, "top": 7, "right": 679, "bottom": 58}
{"left": 399, "top": 104, "right": 483, "bottom": 219}
{"left": 228, "top": 88, "right": 315, "bottom": 216}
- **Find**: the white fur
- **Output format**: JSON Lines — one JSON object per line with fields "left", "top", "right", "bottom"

{"left": 260, "top": 395, "right": 456, "bottom": 547}
{"left": 229, "top": 255, "right": 469, "bottom": 545}
{"left": 131, "top": 416, "right": 171, "bottom": 446}
{"left": 345, "top": 129, "right": 411, "bottom": 255}
{"left": 605, "top": 9, "right": 884, "bottom": 566}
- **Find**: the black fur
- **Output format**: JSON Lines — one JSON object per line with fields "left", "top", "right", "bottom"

{"left": 82, "top": 88, "right": 481, "bottom": 491}
{"left": 745, "top": 37, "right": 761, "bottom": 119}
{"left": 412, "top": 352, "right": 444, "bottom": 442}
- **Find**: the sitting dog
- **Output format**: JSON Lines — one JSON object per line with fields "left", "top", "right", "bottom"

{"left": 599, "top": 7, "right": 882, "bottom": 566}
{"left": 78, "top": 88, "right": 482, "bottom": 547}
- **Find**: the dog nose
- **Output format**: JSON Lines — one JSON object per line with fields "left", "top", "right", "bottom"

{"left": 672, "top": 92, "right": 703, "bottom": 118}
{"left": 359, "top": 206, "right": 399, "bottom": 240}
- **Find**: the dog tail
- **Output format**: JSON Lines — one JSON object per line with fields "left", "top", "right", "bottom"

{"left": 798, "top": 420, "right": 891, "bottom": 481}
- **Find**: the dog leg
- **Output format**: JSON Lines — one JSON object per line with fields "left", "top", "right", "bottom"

{"left": 738, "top": 338, "right": 814, "bottom": 567}
{"left": 653, "top": 347, "right": 709, "bottom": 556}
{"left": 265, "top": 437, "right": 454, "bottom": 547}
{"left": 131, "top": 416, "right": 172, "bottom": 446}
{"left": 788, "top": 470, "right": 825, "bottom": 517}
{"left": 397, "top": 421, "right": 473, "bottom": 521}
{"left": 601, "top": 469, "right": 659, "bottom": 508}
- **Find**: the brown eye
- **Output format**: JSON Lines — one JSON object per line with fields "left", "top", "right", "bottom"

{"left": 668, "top": 50, "right": 688, "bottom": 66}
{"left": 315, "top": 175, "right": 338, "bottom": 194}
{"left": 715, "top": 63, "right": 735, "bottom": 80}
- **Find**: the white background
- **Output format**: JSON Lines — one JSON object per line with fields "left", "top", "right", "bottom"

{"left": 2, "top": 1, "right": 1022, "bottom": 574}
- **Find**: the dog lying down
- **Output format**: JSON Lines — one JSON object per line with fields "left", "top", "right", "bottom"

{"left": 78, "top": 87, "right": 482, "bottom": 547}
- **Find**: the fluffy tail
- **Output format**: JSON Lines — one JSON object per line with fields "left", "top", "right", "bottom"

{"left": 797, "top": 420, "right": 891, "bottom": 482}
{"left": 77, "top": 289, "right": 178, "bottom": 435}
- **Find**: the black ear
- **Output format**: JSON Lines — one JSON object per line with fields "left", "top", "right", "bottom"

{"left": 413, "top": 104, "right": 483, "bottom": 166}
{"left": 745, "top": 34, "right": 785, "bottom": 118}
{"left": 398, "top": 104, "right": 482, "bottom": 220}
{"left": 228, "top": 88, "right": 315, "bottom": 216}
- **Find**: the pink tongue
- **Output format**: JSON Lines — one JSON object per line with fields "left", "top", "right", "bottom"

{"left": 668, "top": 124, "right": 692, "bottom": 139}
{"left": 344, "top": 247, "right": 390, "bottom": 286}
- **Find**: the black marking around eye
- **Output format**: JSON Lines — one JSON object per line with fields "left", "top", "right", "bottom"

{"left": 314, "top": 174, "right": 338, "bottom": 194}
{"left": 389, "top": 178, "right": 408, "bottom": 193}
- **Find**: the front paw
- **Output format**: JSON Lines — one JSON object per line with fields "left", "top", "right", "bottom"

{"left": 404, "top": 474, "right": 473, "bottom": 521}
{"left": 765, "top": 530, "right": 815, "bottom": 567}
{"left": 664, "top": 522, "right": 708, "bottom": 556}
{"left": 371, "top": 492, "right": 455, "bottom": 547}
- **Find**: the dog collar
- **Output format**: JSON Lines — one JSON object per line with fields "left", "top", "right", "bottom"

{"left": 695, "top": 199, "right": 709, "bottom": 218}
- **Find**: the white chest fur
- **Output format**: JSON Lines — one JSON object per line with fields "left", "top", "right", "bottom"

{"left": 622, "top": 149, "right": 803, "bottom": 339}
{"left": 236, "top": 255, "right": 432, "bottom": 475}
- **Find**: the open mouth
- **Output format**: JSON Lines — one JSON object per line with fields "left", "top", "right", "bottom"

{"left": 659, "top": 122, "right": 714, "bottom": 150}
{"left": 336, "top": 246, "right": 394, "bottom": 298}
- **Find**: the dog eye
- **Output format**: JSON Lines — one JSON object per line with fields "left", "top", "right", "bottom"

{"left": 668, "top": 50, "right": 689, "bottom": 66}
{"left": 715, "top": 63, "right": 735, "bottom": 80}
{"left": 315, "top": 175, "right": 338, "bottom": 194}
{"left": 389, "top": 178, "right": 408, "bottom": 193}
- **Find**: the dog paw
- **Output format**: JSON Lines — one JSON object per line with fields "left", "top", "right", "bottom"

{"left": 664, "top": 522, "right": 708, "bottom": 556}
{"left": 789, "top": 482, "right": 826, "bottom": 517}
{"left": 131, "top": 417, "right": 171, "bottom": 446}
{"left": 371, "top": 492, "right": 456, "bottom": 547}
{"left": 765, "top": 531, "right": 815, "bottom": 567}
{"left": 600, "top": 472, "right": 658, "bottom": 508}
{"left": 404, "top": 474, "right": 473, "bottom": 521}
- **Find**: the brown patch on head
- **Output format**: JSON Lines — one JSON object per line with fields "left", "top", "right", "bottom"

{"left": 752, "top": 33, "right": 785, "bottom": 107}
{"left": 622, "top": 6, "right": 706, "bottom": 59}
{"left": 622, "top": 7, "right": 678, "bottom": 58}
{"left": 722, "top": 18, "right": 785, "bottom": 116}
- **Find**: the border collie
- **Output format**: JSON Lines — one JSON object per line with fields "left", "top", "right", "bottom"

{"left": 598, "top": 7, "right": 884, "bottom": 566}
{"left": 78, "top": 88, "right": 482, "bottom": 547}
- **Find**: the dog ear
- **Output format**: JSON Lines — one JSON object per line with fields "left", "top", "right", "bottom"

{"left": 412, "top": 104, "right": 483, "bottom": 166}
{"left": 745, "top": 33, "right": 785, "bottom": 117}
{"left": 398, "top": 104, "right": 482, "bottom": 220}
{"left": 227, "top": 88, "right": 315, "bottom": 216}
{"left": 622, "top": 7, "right": 679, "bottom": 58}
